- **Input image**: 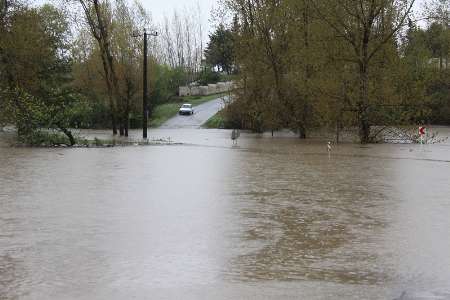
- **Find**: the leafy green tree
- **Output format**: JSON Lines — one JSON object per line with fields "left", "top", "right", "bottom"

{"left": 223, "top": 0, "right": 329, "bottom": 135}
{"left": 197, "top": 68, "right": 220, "bottom": 85}
{"left": 150, "top": 65, "right": 188, "bottom": 105}
{"left": 222, "top": 0, "right": 430, "bottom": 142}
{"left": 204, "top": 24, "right": 235, "bottom": 74}
{"left": 0, "top": 3, "right": 81, "bottom": 145}
{"left": 422, "top": 1, "right": 450, "bottom": 124}
{"left": 313, "top": 0, "right": 416, "bottom": 143}
{"left": 425, "top": 22, "right": 450, "bottom": 69}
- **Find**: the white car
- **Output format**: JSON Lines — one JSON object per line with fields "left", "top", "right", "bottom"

{"left": 179, "top": 103, "right": 194, "bottom": 115}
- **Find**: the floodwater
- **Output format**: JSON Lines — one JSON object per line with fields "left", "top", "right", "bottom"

{"left": 1, "top": 127, "right": 450, "bottom": 300}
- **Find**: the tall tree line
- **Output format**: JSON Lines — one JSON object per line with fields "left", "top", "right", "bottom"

{"left": 222, "top": 0, "right": 449, "bottom": 143}
{"left": 1, "top": 0, "right": 208, "bottom": 143}
{"left": 72, "top": 0, "right": 205, "bottom": 135}
{"left": 0, "top": 1, "right": 79, "bottom": 144}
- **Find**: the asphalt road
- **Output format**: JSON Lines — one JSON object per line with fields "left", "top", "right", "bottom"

{"left": 160, "top": 96, "right": 226, "bottom": 129}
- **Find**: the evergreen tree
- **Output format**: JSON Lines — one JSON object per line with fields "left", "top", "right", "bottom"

{"left": 204, "top": 24, "right": 235, "bottom": 74}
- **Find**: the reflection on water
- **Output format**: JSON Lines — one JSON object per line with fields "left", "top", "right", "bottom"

{"left": 0, "top": 254, "right": 25, "bottom": 300}
{"left": 1, "top": 128, "right": 450, "bottom": 299}
{"left": 226, "top": 148, "right": 392, "bottom": 285}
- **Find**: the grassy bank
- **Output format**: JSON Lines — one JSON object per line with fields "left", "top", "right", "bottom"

{"left": 150, "top": 93, "right": 227, "bottom": 127}
{"left": 203, "top": 113, "right": 226, "bottom": 129}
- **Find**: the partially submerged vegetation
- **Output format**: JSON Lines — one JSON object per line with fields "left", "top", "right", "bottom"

{"left": 203, "top": 113, "right": 226, "bottom": 129}
{"left": 375, "top": 126, "right": 449, "bottom": 144}
{"left": 219, "top": 0, "right": 450, "bottom": 143}
{"left": 202, "top": 110, "right": 236, "bottom": 129}
{"left": 9, "top": 130, "right": 179, "bottom": 148}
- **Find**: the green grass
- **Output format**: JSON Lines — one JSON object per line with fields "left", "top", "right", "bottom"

{"left": 149, "top": 93, "right": 227, "bottom": 127}
{"left": 149, "top": 103, "right": 181, "bottom": 127}
{"left": 203, "top": 113, "right": 225, "bottom": 129}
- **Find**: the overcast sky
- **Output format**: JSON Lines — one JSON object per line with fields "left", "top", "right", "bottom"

{"left": 136, "top": 0, "right": 219, "bottom": 36}
{"left": 37, "top": 0, "right": 428, "bottom": 37}
{"left": 137, "top": 0, "right": 427, "bottom": 36}
{"left": 141, "top": 0, "right": 217, "bottom": 21}
{"left": 33, "top": 0, "right": 218, "bottom": 37}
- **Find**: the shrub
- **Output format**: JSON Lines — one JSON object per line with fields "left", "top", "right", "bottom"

{"left": 197, "top": 69, "right": 221, "bottom": 85}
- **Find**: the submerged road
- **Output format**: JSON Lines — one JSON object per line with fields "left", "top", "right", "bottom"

{"left": 160, "top": 96, "right": 226, "bottom": 129}
{"left": 1, "top": 128, "right": 450, "bottom": 299}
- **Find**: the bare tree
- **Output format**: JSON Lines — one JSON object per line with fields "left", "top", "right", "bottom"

{"left": 425, "top": 0, "right": 450, "bottom": 26}
{"left": 157, "top": 5, "right": 204, "bottom": 83}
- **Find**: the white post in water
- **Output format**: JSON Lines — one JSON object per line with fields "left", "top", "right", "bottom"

{"left": 231, "top": 129, "right": 240, "bottom": 145}
{"left": 327, "top": 141, "right": 332, "bottom": 159}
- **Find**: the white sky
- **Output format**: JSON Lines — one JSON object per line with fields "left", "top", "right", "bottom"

{"left": 141, "top": 0, "right": 427, "bottom": 31}
{"left": 140, "top": 0, "right": 218, "bottom": 35}
{"left": 141, "top": 0, "right": 428, "bottom": 38}
{"left": 33, "top": 0, "right": 220, "bottom": 41}
{"left": 35, "top": 0, "right": 428, "bottom": 37}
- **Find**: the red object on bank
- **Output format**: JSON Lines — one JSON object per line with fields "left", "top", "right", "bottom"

{"left": 419, "top": 126, "right": 426, "bottom": 135}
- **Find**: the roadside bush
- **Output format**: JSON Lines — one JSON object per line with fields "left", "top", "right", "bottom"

{"left": 18, "top": 130, "right": 71, "bottom": 146}
{"left": 87, "top": 102, "right": 112, "bottom": 128}
{"left": 151, "top": 65, "right": 189, "bottom": 105}
{"left": 427, "top": 71, "right": 450, "bottom": 125}
{"left": 197, "top": 69, "right": 221, "bottom": 85}
{"left": 68, "top": 97, "right": 94, "bottom": 128}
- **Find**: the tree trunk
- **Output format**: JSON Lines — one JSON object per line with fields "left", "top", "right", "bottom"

{"left": 359, "top": 59, "right": 370, "bottom": 144}
{"left": 99, "top": 50, "right": 118, "bottom": 135}
{"left": 58, "top": 125, "right": 76, "bottom": 146}
{"left": 300, "top": 0, "right": 310, "bottom": 140}
{"left": 358, "top": 23, "right": 371, "bottom": 144}
{"left": 124, "top": 98, "right": 129, "bottom": 137}
{"left": 111, "top": 111, "right": 117, "bottom": 135}
{"left": 120, "top": 109, "right": 128, "bottom": 137}
{"left": 298, "top": 125, "right": 306, "bottom": 139}
{"left": 90, "top": 0, "right": 123, "bottom": 136}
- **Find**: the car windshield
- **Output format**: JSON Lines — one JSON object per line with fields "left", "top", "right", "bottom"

{"left": 181, "top": 104, "right": 191, "bottom": 108}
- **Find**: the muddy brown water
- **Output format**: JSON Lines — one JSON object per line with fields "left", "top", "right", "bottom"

{"left": 1, "top": 127, "right": 450, "bottom": 299}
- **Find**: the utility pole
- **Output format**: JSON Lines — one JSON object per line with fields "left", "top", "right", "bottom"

{"left": 143, "top": 29, "right": 148, "bottom": 139}
{"left": 137, "top": 28, "right": 157, "bottom": 139}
